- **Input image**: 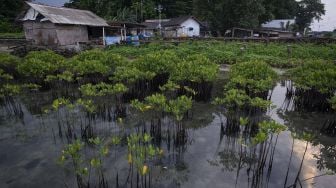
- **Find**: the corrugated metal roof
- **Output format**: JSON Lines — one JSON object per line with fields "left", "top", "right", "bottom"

{"left": 142, "top": 16, "right": 202, "bottom": 29}
{"left": 24, "top": 2, "right": 109, "bottom": 27}
{"left": 142, "top": 22, "right": 160, "bottom": 29}
{"left": 163, "top": 16, "right": 201, "bottom": 27}
{"left": 262, "top": 19, "right": 295, "bottom": 29}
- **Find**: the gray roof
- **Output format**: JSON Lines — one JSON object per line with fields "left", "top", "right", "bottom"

{"left": 24, "top": 2, "right": 109, "bottom": 27}
{"left": 163, "top": 16, "right": 201, "bottom": 27}
{"left": 142, "top": 16, "right": 202, "bottom": 29}
{"left": 262, "top": 19, "right": 295, "bottom": 29}
{"left": 142, "top": 22, "right": 160, "bottom": 29}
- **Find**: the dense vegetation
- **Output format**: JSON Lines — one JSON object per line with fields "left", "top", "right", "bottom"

{"left": 1, "top": 41, "right": 335, "bottom": 103}
{"left": 0, "top": 0, "right": 325, "bottom": 35}
{"left": 63, "top": 0, "right": 324, "bottom": 34}
{"left": 286, "top": 60, "right": 336, "bottom": 111}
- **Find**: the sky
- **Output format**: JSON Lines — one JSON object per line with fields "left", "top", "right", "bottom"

{"left": 35, "top": 0, "right": 336, "bottom": 31}
{"left": 311, "top": 0, "right": 336, "bottom": 31}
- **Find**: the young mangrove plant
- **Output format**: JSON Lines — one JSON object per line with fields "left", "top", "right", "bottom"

{"left": 0, "top": 53, "right": 20, "bottom": 78}
{"left": 59, "top": 136, "right": 116, "bottom": 188}
{"left": 286, "top": 60, "right": 336, "bottom": 111}
{"left": 46, "top": 97, "right": 99, "bottom": 142}
{"left": 169, "top": 54, "right": 219, "bottom": 101}
{"left": 79, "top": 82, "right": 128, "bottom": 118}
{"left": 59, "top": 139, "right": 88, "bottom": 188}
{"left": 329, "top": 95, "right": 336, "bottom": 111}
{"left": 226, "top": 61, "right": 278, "bottom": 99}
{"left": 0, "top": 68, "right": 21, "bottom": 99}
{"left": 213, "top": 61, "right": 277, "bottom": 136}
{"left": 252, "top": 120, "right": 287, "bottom": 145}
{"left": 17, "top": 51, "right": 65, "bottom": 85}
{"left": 127, "top": 133, "right": 163, "bottom": 187}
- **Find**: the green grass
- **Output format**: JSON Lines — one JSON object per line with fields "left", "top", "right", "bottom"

{"left": 0, "top": 32, "right": 25, "bottom": 39}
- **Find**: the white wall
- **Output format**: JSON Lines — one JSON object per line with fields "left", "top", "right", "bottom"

{"left": 177, "top": 18, "right": 200, "bottom": 37}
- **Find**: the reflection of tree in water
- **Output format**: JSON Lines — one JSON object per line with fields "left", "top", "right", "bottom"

{"left": 208, "top": 114, "right": 281, "bottom": 188}
{"left": 315, "top": 144, "right": 336, "bottom": 172}
{"left": 0, "top": 96, "right": 24, "bottom": 121}
{"left": 277, "top": 111, "right": 336, "bottom": 188}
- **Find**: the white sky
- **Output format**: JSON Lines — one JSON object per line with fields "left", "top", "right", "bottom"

{"left": 35, "top": 0, "right": 336, "bottom": 31}
{"left": 311, "top": 0, "right": 336, "bottom": 31}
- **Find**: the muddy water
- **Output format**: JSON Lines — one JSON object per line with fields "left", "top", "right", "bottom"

{"left": 0, "top": 83, "right": 335, "bottom": 188}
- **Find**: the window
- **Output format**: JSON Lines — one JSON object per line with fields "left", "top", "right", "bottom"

{"left": 189, "top": 27, "right": 194, "bottom": 31}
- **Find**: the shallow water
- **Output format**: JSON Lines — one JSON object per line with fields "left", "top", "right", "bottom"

{"left": 0, "top": 83, "right": 335, "bottom": 188}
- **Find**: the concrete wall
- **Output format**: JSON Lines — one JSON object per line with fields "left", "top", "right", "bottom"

{"left": 23, "top": 21, "right": 89, "bottom": 46}
{"left": 55, "top": 25, "right": 88, "bottom": 45}
{"left": 163, "top": 29, "right": 178, "bottom": 37}
{"left": 279, "top": 32, "right": 295, "bottom": 38}
{"left": 23, "top": 21, "right": 58, "bottom": 46}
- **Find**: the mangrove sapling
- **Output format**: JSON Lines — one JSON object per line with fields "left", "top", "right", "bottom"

{"left": 17, "top": 51, "right": 66, "bottom": 85}
{"left": 59, "top": 139, "right": 88, "bottom": 188}
{"left": 126, "top": 133, "right": 163, "bottom": 188}
{"left": 164, "top": 95, "right": 193, "bottom": 148}
{"left": 0, "top": 53, "right": 20, "bottom": 78}
{"left": 79, "top": 82, "right": 128, "bottom": 118}
{"left": 212, "top": 89, "right": 272, "bottom": 134}
{"left": 68, "top": 59, "right": 111, "bottom": 84}
{"left": 111, "top": 65, "right": 156, "bottom": 100}
{"left": 287, "top": 61, "right": 336, "bottom": 111}
{"left": 248, "top": 121, "right": 286, "bottom": 187}
{"left": 87, "top": 137, "right": 110, "bottom": 187}
{"left": 169, "top": 54, "right": 219, "bottom": 101}
{"left": 0, "top": 68, "right": 21, "bottom": 100}
{"left": 159, "top": 81, "right": 180, "bottom": 100}
{"left": 213, "top": 61, "right": 277, "bottom": 133}
{"left": 51, "top": 98, "right": 78, "bottom": 141}
{"left": 44, "top": 71, "right": 75, "bottom": 90}
{"left": 329, "top": 95, "right": 336, "bottom": 110}
{"left": 141, "top": 93, "right": 167, "bottom": 142}
{"left": 48, "top": 97, "right": 99, "bottom": 142}
{"left": 59, "top": 137, "right": 115, "bottom": 188}
{"left": 226, "top": 61, "right": 278, "bottom": 99}
{"left": 252, "top": 120, "right": 286, "bottom": 145}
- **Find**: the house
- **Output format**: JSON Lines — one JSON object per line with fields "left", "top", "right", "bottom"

{"left": 142, "top": 19, "right": 170, "bottom": 36}
{"left": 142, "top": 16, "right": 202, "bottom": 37}
{"left": 162, "top": 16, "right": 201, "bottom": 37}
{"left": 104, "top": 21, "right": 146, "bottom": 45}
{"left": 227, "top": 27, "right": 295, "bottom": 39}
{"left": 259, "top": 19, "right": 296, "bottom": 38}
{"left": 108, "top": 21, "right": 146, "bottom": 39}
{"left": 21, "top": 2, "right": 109, "bottom": 46}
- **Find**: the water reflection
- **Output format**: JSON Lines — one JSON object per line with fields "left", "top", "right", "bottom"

{"left": 0, "top": 82, "right": 335, "bottom": 188}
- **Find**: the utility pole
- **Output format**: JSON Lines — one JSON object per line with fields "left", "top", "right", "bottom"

{"left": 155, "top": 4, "right": 163, "bottom": 36}
{"left": 140, "top": 0, "right": 143, "bottom": 22}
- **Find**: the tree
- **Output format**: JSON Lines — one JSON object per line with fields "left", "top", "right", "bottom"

{"left": 295, "top": 0, "right": 325, "bottom": 33}
{"left": 260, "top": 0, "right": 297, "bottom": 23}
{"left": 0, "top": 0, "right": 25, "bottom": 20}
{"left": 193, "top": 0, "right": 265, "bottom": 35}
{"left": 0, "top": 0, "right": 25, "bottom": 32}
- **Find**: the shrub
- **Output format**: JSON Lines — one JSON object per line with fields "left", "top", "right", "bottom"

{"left": 17, "top": 51, "right": 65, "bottom": 79}
{"left": 0, "top": 53, "right": 20, "bottom": 75}
{"left": 68, "top": 59, "right": 110, "bottom": 77}
{"left": 288, "top": 61, "right": 336, "bottom": 94}
{"left": 227, "top": 61, "right": 278, "bottom": 96}
{"left": 170, "top": 54, "right": 219, "bottom": 82}
{"left": 135, "top": 50, "right": 179, "bottom": 75}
